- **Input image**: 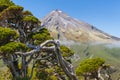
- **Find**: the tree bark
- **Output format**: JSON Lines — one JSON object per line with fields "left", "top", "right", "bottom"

{"left": 54, "top": 41, "right": 78, "bottom": 80}
{"left": 12, "top": 40, "right": 78, "bottom": 80}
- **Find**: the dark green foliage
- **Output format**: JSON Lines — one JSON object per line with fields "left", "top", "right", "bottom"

{"left": 34, "top": 45, "right": 74, "bottom": 80}
{"left": 70, "top": 43, "right": 120, "bottom": 79}
{"left": 23, "top": 16, "right": 40, "bottom": 23}
{"left": 6, "top": 5, "right": 23, "bottom": 11}
{"left": 0, "top": 5, "right": 23, "bottom": 17}
{"left": 38, "top": 28, "right": 50, "bottom": 35}
{"left": 0, "top": 42, "right": 27, "bottom": 55}
{"left": 0, "top": 0, "right": 15, "bottom": 6}
{"left": 36, "top": 69, "right": 49, "bottom": 80}
{"left": 35, "top": 64, "right": 64, "bottom": 80}
{"left": 22, "top": 10, "right": 33, "bottom": 16}
{"left": 0, "top": 27, "right": 18, "bottom": 45}
{"left": 0, "top": 4, "right": 9, "bottom": 12}
{"left": 32, "top": 28, "right": 53, "bottom": 44}
{"left": 21, "top": 14, "right": 41, "bottom": 35}
{"left": 0, "top": 5, "right": 23, "bottom": 27}
{"left": 60, "top": 45, "right": 74, "bottom": 57}
{"left": 76, "top": 58, "right": 105, "bottom": 76}
{"left": 0, "top": 0, "right": 76, "bottom": 80}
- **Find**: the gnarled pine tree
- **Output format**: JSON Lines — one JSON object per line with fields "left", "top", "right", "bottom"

{"left": 0, "top": 0, "right": 77, "bottom": 80}
{"left": 76, "top": 58, "right": 113, "bottom": 80}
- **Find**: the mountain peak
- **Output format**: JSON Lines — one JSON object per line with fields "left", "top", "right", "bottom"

{"left": 41, "top": 10, "right": 120, "bottom": 43}
{"left": 50, "top": 9, "right": 63, "bottom": 14}
{"left": 54, "top": 9, "right": 62, "bottom": 12}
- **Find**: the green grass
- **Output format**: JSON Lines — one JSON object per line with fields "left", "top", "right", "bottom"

{"left": 0, "top": 43, "right": 120, "bottom": 79}
{"left": 0, "top": 60, "right": 4, "bottom": 67}
{"left": 70, "top": 43, "right": 120, "bottom": 79}
{"left": 70, "top": 43, "right": 120, "bottom": 64}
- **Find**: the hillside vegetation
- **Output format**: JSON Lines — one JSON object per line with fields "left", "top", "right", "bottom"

{"left": 0, "top": 0, "right": 120, "bottom": 80}
{"left": 70, "top": 43, "right": 120, "bottom": 79}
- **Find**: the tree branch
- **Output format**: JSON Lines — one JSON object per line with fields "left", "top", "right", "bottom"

{"left": 0, "top": 56, "right": 3, "bottom": 59}
{"left": 54, "top": 41, "right": 78, "bottom": 80}
{"left": 14, "top": 40, "right": 78, "bottom": 80}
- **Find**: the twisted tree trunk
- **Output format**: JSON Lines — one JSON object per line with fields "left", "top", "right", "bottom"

{"left": 54, "top": 41, "right": 78, "bottom": 80}
{"left": 1, "top": 40, "right": 78, "bottom": 80}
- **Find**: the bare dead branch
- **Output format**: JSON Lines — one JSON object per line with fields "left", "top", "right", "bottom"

{"left": 4, "top": 40, "right": 78, "bottom": 80}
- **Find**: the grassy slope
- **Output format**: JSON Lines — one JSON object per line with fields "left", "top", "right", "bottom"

{"left": 70, "top": 43, "right": 120, "bottom": 79}
{"left": 0, "top": 43, "right": 120, "bottom": 79}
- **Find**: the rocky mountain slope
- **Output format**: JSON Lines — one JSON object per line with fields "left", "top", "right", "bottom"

{"left": 41, "top": 10, "right": 120, "bottom": 43}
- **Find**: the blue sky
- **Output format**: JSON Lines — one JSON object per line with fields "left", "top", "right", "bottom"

{"left": 12, "top": 0, "right": 120, "bottom": 37}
